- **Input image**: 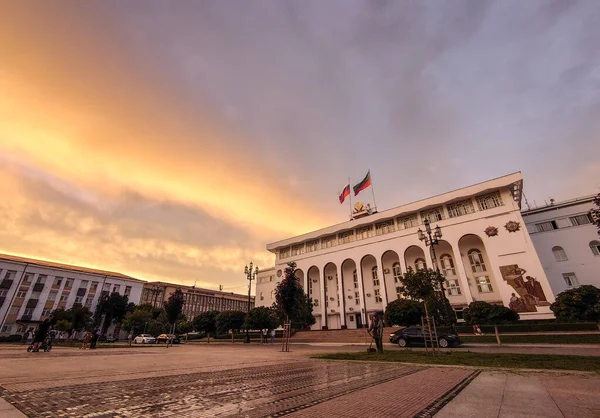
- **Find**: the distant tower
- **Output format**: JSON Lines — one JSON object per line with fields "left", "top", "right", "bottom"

{"left": 219, "top": 285, "right": 223, "bottom": 291}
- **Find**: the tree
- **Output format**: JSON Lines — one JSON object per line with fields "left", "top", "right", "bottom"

{"left": 164, "top": 289, "right": 185, "bottom": 345}
{"left": 216, "top": 311, "right": 247, "bottom": 343}
{"left": 176, "top": 320, "right": 194, "bottom": 342}
{"left": 384, "top": 299, "right": 425, "bottom": 327}
{"left": 273, "top": 262, "right": 316, "bottom": 329}
{"left": 550, "top": 285, "right": 600, "bottom": 323}
{"left": 193, "top": 310, "right": 219, "bottom": 343}
{"left": 245, "top": 307, "right": 278, "bottom": 334}
{"left": 51, "top": 304, "right": 92, "bottom": 333}
{"left": 123, "top": 306, "right": 153, "bottom": 335}
{"left": 463, "top": 301, "right": 520, "bottom": 345}
{"left": 55, "top": 319, "right": 72, "bottom": 334}
{"left": 397, "top": 267, "right": 455, "bottom": 327}
{"left": 94, "top": 292, "right": 130, "bottom": 334}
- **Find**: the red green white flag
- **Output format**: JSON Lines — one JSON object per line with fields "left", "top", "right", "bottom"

{"left": 353, "top": 171, "right": 371, "bottom": 196}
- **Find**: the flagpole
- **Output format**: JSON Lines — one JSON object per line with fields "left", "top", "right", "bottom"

{"left": 348, "top": 177, "right": 352, "bottom": 220}
{"left": 369, "top": 169, "right": 377, "bottom": 212}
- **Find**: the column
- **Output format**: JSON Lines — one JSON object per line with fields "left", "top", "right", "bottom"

{"left": 336, "top": 264, "right": 346, "bottom": 329}
{"left": 355, "top": 260, "right": 368, "bottom": 328}
{"left": 450, "top": 240, "right": 473, "bottom": 304}
{"left": 375, "top": 257, "right": 388, "bottom": 308}
{"left": 319, "top": 267, "right": 327, "bottom": 329}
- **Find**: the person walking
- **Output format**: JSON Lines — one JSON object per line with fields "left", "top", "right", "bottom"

{"left": 81, "top": 330, "right": 92, "bottom": 350}
{"left": 32, "top": 319, "right": 51, "bottom": 352}
{"left": 261, "top": 328, "right": 268, "bottom": 345}
{"left": 21, "top": 329, "right": 31, "bottom": 345}
{"left": 368, "top": 311, "right": 384, "bottom": 354}
{"left": 127, "top": 331, "right": 133, "bottom": 347}
{"left": 270, "top": 329, "right": 276, "bottom": 343}
{"left": 90, "top": 328, "right": 101, "bottom": 349}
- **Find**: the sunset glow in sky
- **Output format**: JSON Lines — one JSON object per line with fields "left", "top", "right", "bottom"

{"left": 1, "top": 1, "right": 599, "bottom": 291}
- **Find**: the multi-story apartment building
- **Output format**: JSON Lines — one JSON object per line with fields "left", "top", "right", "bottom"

{"left": 0, "top": 253, "right": 144, "bottom": 335}
{"left": 522, "top": 195, "right": 600, "bottom": 295}
{"left": 257, "top": 172, "right": 555, "bottom": 330}
{"left": 141, "top": 281, "right": 254, "bottom": 319}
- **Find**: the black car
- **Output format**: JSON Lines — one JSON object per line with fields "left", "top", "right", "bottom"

{"left": 389, "top": 326, "right": 461, "bottom": 348}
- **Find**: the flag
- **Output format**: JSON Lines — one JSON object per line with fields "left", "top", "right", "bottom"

{"left": 353, "top": 170, "right": 371, "bottom": 196}
{"left": 338, "top": 183, "right": 350, "bottom": 204}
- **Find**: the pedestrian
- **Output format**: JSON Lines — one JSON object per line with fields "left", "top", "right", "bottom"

{"left": 262, "top": 328, "right": 268, "bottom": 345}
{"left": 270, "top": 329, "right": 276, "bottom": 343}
{"left": 128, "top": 331, "right": 133, "bottom": 347}
{"left": 90, "top": 328, "right": 101, "bottom": 349}
{"left": 32, "top": 319, "right": 51, "bottom": 352}
{"left": 81, "top": 330, "right": 92, "bottom": 350}
{"left": 473, "top": 325, "right": 484, "bottom": 336}
{"left": 368, "top": 311, "right": 384, "bottom": 354}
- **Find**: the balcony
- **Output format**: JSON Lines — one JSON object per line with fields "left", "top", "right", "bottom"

{"left": 33, "top": 283, "right": 44, "bottom": 292}
{"left": 0, "top": 280, "right": 13, "bottom": 289}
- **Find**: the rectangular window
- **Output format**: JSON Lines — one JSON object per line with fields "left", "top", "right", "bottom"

{"left": 103, "top": 283, "right": 111, "bottom": 291}
{"left": 23, "top": 308, "right": 33, "bottom": 316}
{"left": 80, "top": 280, "right": 89, "bottom": 287}
{"left": 53, "top": 277, "right": 63, "bottom": 286}
{"left": 279, "top": 248, "right": 290, "bottom": 259}
{"left": 476, "top": 277, "right": 493, "bottom": 293}
{"left": 397, "top": 215, "right": 418, "bottom": 229}
{"left": 75, "top": 296, "right": 83, "bottom": 303}
{"left": 374, "top": 289, "right": 382, "bottom": 303}
{"left": 339, "top": 231, "right": 354, "bottom": 244}
{"left": 60, "top": 294, "right": 69, "bottom": 302}
{"left": 447, "top": 199, "right": 475, "bottom": 218}
{"left": 447, "top": 280, "right": 461, "bottom": 296}
{"left": 85, "top": 296, "right": 94, "bottom": 306}
{"left": 36, "top": 274, "right": 47, "bottom": 284}
{"left": 47, "top": 291, "right": 58, "bottom": 301}
{"left": 535, "top": 221, "right": 558, "bottom": 232}
{"left": 9, "top": 306, "right": 20, "bottom": 315}
{"left": 16, "top": 290, "right": 27, "bottom": 298}
{"left": 356, "top": 226, "right": 374, "bottom": 240}
{"left": 570, "top": 214, "right": 592, "bottom": 226}
{"left": 0, "top": 289, "right": 7, "bottom": 297}
{"left": 1, "top": 325, "right": 11, "bottom": 333}
{"left": 3, "top": 270, "right": 17, "bottom": 280}
{"left": 23, "top": 274, "right": 33, "bottom": 283}
{"left": 420, "top": 207, "right": 445, "bottom": 223}
{"left": 375, "top": 220, "right": 395, "bottom": 235}
{"left": 17, "top": 325, "right": 26, "bottom": 333}
{"left": 306, "top": 240, "right": 320, "bottom": 253}
{"left": 291, "top": 244, "right": 305, "bottom": 256}
{"left": 42, "top": 308, "right": 52, "bottom": 317}
{"left": 65, "top": 279, "right": 73, "bottom": 287}
{"left": 562, "top": 273, "right": 579, "bottom": 287}
{"left": 321, "top": 235, "right": 338, "bottom": 248}
{"left": 476, "top": 192, "right": 503, "bottom": 210}
{"left": 90, "top": 282, "right": 99, "bottom": 292}
{"left": 124, "top": 286, "right": 132, "bottom": 296}
{"left": 113, "top": 285, "right": 120, "bottom": 293}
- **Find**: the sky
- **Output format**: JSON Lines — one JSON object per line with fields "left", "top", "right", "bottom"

{"left": 1, "top": 1, "right": 599, "bottom": 292}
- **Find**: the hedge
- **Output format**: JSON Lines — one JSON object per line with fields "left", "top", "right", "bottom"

{"left": 0, "top": 334, "right": 22, "bottom": 343}
{"left": 437, "top": 322, "right": 598, "bottom": 334}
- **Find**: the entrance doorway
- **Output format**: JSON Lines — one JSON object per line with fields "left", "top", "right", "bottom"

{"left": 355, "top": 314, "right": 362, "bottom": 329}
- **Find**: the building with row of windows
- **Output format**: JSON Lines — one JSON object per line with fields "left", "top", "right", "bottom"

{"left": 522, "top": 195, "right": 600, "bottom": 295}
{"left": 140, "top": 282, "right": 253, "bottom": 320}
{"left": 0, "top": 253, "right": 144, "bottom": 336}
{"left": 256, "top": 172, "right": 555, "bottom": 329}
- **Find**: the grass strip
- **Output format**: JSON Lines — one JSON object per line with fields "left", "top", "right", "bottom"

{"left": 460, "top": 334, "right": 600, "bottom": 345}
{"left": 314, "top": 350, "right": 600, "bottom": 373}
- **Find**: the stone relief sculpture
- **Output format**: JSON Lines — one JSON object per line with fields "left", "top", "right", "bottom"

{"left": 500, "top": 264, "right": 550, "bottom": 313}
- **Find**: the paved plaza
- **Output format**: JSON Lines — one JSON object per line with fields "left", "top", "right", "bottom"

{"left": 0, "top": 344, "right": 599, "bottom": 417}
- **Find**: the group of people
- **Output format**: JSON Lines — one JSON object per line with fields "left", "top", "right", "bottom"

{"left": 261, "top": 328, "right": 276, "bottom": 344}
{"left": 22, "top": 318, "right": 54, "bottom": 352}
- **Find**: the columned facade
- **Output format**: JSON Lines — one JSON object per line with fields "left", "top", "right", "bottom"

{"left": 258, "top": 173, "right": 556, "bottom": 329}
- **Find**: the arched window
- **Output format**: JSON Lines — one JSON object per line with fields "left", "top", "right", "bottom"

{"left": 552, "top": 246, "right": 568, "bottom": 262}
{"left": 468, "top": 249, "right": 487, "bottom": 273}
{"left": 590, "top": 241, "right": 600, "bottom": 256}
{"left": 440, "top": 254, "right": 456, "bottom": 276}
{"left": 372, "top": 266, "right": 379, "bottom": 287}
{"left": 392, "top": 262, "right": 402, "bottom": 283}
{"left": 415, "top": 258, "right": 426, "bottom": 271}
{"left": 259, "top": 292, "right": 264, "bottom": 301}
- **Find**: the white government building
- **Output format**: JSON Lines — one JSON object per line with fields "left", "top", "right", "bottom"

{"left": 256, "top": 172, "right": 555, "bottom": 330}
{"left": 522, "top": 195, "right": 600, "bottom": 295}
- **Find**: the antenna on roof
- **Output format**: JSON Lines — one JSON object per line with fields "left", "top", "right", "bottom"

{"left": 523, "top": 192, "right": 531, "bottom": 210}
{"left": 192, "top": 280, "right": 196, "bottom": 289}
{"left": 219, "top": 284, "right": 223, "bottom": 291}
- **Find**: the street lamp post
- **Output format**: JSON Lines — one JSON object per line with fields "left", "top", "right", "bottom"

{"left": 417, "top": 219, "right": 455, "bottom": 331}
{"left": 244, "top": 262, "right": 258, "bottom": 344}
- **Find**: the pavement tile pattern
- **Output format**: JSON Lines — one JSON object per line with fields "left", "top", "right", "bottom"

{"left": 0, "top": 360, "right": 475, "bottom": 418}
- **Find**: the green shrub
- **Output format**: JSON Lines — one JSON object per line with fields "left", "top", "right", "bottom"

{"left": 0, "top": 334, "right": 22, "bottom": 343}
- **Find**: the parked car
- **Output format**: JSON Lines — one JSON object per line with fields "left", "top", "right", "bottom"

{"left": 156, "top": 334, "right": 180, "bottom": 344}
{"left": 99, "top": 335, "right": 118, "bottom": 343}
{"left": 389, "top": 326, "right": 462, "bottom": 348}
{"left": 133, "top": 334, "right": 156, "bottom": 344}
